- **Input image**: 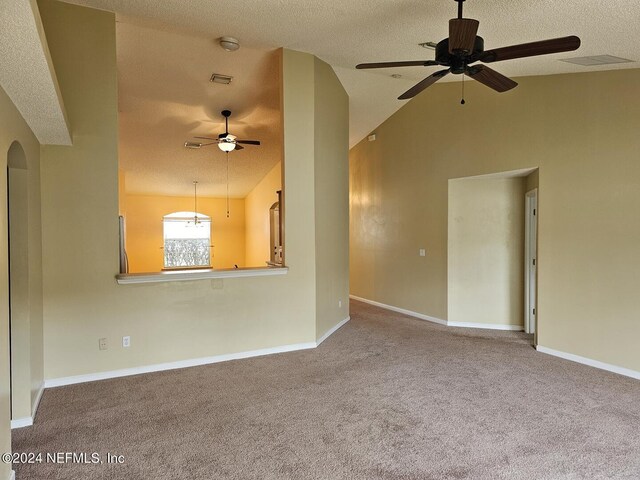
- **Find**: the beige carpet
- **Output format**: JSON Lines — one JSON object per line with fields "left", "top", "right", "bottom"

{"left": 12, "top": 300, "right": 640, "bottom": 479}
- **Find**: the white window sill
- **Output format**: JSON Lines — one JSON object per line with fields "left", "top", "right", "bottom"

{"left": 116, "top": 266, "right": 288, "bottom": 285}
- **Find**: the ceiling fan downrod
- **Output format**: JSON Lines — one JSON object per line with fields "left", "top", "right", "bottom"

{"left": 456, "top": 0, "right": 465, "bottom": 19}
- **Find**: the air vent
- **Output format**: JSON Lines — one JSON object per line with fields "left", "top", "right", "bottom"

{"left": 210, "top": 73, "right": 233, "bottom": 84}
{"left": 419, "top": 41, "right": 438, "bottom": 50}
{"left": 184, "top": 142, "right": 202, "bottom": 149}
{"left": 560, "top": 55, "right": 634, "bottom": 66}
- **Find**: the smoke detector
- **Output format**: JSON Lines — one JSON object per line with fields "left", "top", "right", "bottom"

{"left": 219, "top": 36, "right": 240, "bottom": 52}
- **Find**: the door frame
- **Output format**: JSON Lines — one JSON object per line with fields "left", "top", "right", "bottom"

{"left": 524, "top": 189, "right": 538, "bottom": 335}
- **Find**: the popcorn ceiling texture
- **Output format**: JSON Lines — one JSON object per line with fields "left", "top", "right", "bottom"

{"left": 62, "top": 0, "right": 639, "bottom": 146}
{"left": 0, "top": 0, "right": 70, "bottom": 145}
{"left": 12, "top": 300, "right": 640, "bottom": 479}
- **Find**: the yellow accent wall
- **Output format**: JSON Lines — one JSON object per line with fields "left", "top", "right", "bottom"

{"left": 350, "top": 68, "right": 640, "bottom": 372}
{"left": 0, "top": 83, "right": 44, "bottom": 476}
{"left": 244, "top": 161, "right": 281, "bottom": 267}
{"left": 124, "top": 194, "right": 246, "bottom": 272}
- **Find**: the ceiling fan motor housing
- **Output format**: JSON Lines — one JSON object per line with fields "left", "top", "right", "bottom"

{"left": 436, "top": 36, "right": 484, "bottom": 74}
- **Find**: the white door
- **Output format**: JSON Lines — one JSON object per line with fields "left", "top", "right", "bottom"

{"left": 524, "top": 190, "right": 538, "bottom": 335}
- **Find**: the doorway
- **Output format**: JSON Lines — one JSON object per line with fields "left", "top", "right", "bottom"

{"left": 6, "top": 141, "right": 32, "bottom": 426}
{"left": 524, "top": 189, "right": 538, "bottom": 335}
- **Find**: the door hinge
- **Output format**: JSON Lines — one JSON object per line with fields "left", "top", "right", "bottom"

{"left": 533, "top": 209, "right": 536, "bottom": 215}
{"left": 533, "top": 308, "right": 536, "bottom": 315}
{"left": 533, "top": 258, "right": 536, "bottom": 266}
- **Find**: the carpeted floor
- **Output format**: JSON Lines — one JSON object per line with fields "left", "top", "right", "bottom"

{"left": 12, "top": 300, "right": 640, "bottom": 479}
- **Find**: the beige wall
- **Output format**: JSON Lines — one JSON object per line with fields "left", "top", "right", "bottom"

{"left": 0, "top": 83, "right": 44, "bottom": 477}
{"left": 350, "top": 68, "right": 640, "bottom": 372}
{"left": 38, "top": 3, "right": 348, "bottom": 381}
{"left": 125, "top": 194, "right": 246, "bottom": 272}
{"left": 313, "top": 57, "right": 349, "bottom": 340}
{"left": 526, "top": 169, "right": 539, "bottom": 192}
{"left": 448, "top": 175, "right": 526, "bottom": 328}
{"left": 245, "top": 162, "right": 281, "bottom": 267}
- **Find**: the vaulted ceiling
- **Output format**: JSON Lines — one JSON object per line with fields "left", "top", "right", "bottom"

{"left": 59, "top": 0, "right": 639, "bottom": 196}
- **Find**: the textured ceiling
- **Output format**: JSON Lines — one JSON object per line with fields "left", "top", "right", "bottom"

{"left": 64, "top": 0, "right": 639, "bottom": 150}
{"left": 0, "top": 0, "right": 71, "bottom": 145}
{"left": 117, "top": 23, "right": 281, "bottom": 197}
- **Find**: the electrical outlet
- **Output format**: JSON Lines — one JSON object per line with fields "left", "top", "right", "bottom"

{"left": 338, "top": 300, "right": 342, "bottom": 308}
{"left": 122, "top": 336, "right": 131, "bottom": 348}
{"left": 419, "top": 248, "right": 426, "bottom": 257}
{"left": 99, "top": 338, "right": 107, "bottom": 351}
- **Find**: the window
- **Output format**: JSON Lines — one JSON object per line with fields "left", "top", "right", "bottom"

{"left": 163, "top": 212, "right": 211, "bottom": 268}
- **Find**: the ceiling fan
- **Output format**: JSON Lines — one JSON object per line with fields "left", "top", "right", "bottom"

{"left": 186, "top": 110, "right": 261, "bottom": 152}
{"left": 356, "top": 0, "right": 581, "bottom": 100}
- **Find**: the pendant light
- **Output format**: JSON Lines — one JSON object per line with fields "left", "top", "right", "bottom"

{"left": 188, "top": 180, "right": 204, "bottom": 227}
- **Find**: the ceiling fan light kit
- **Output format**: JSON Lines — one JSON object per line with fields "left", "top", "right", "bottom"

{"left": 356, "top": 0, "right": 581, "bottom": 101}
{"left": 185, "top": 110, "right": 262, "bottom": 217}
{"left": 187, "top": 110, "right": 261, "bottom": 152}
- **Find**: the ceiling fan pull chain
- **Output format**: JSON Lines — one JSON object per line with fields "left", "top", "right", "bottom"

{"left": 461, "top": 73, "right": 466, "bottom": 105}
{"left": 226, "top": 151, "right": 230, "bottom": 218}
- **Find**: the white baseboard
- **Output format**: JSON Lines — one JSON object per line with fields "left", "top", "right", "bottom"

{"left": 350, "top": 295, "right": 524, "bottom": 331}
{"left": 10, "top": 382, "right": 45, "bottom": 430}
{"left": 11, "top": 417, "right": 33, "bottom": 429}
{"left": 349, "top": 295, "right": 447, "bottom": 326}
{"left": 45, "top": 341, "right": 318, "bottom": 388}
{"left": 32, "top": 381, "right": 44, "bottom": 419}
{"left": 317, "top": 316, "right": 350, "bottom": 346}
{"left": 537, "top": 345, "right": 640, "bottom": 380}
{"left": 448, "top": 321, "right": 523, "bottom": 331}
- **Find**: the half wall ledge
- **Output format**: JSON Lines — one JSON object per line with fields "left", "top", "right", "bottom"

{"left": 115, "top": 266, "right": 288, "bottom": 285}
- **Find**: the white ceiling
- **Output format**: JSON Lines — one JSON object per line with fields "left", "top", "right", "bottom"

{"left": 64, "top": 0, "right": 639, "bottom": 151}
{"left": 1, "top": 0, "right": 71, "bottom": 145}
{"left": 117, "top": 22, "right": 281, "bottom": 197}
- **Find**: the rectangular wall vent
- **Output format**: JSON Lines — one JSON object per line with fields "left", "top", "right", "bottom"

{"left": 210, "top": 73, "right": 233, "bottom": 84}
{"left": 560, "top": 55, "right": 634, "bottom": 66}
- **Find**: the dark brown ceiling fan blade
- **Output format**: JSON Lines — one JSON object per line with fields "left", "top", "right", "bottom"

{"left": 356, "top": 60, "right": 439, "bottom": 69}
{"left": 236, "top": 140, "right": 260, "bottom": 145}
{"left": 449, "top": 18, "right": 480, "bottom": 53}
{"left": 195, "top": 136, "right": 220, "bottom": 141}
{"left": 398, "top": 69, "right": 450, "bottom": 100}
{"left": 479, "top": 35, "right": 581, "bottom": 63}
{"left": 466, "top": 65, "right": 518, "bottom": 92}
{"left": 234, "top": 144, "right": 244, "bottom": 150}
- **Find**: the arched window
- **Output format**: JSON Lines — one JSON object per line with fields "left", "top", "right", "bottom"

{"left": 163, "top": 211, "right": 211, "bottom": 268}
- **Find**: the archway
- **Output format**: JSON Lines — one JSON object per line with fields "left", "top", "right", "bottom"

{"left": 6, "top": 141, "right": 32, "bottom": 426}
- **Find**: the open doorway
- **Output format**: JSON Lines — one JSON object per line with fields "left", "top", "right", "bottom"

{"left": 447, "top": 167, "right": 539, "bottom": 340}
{"left": 6, "top": 141, "right": 32, "bottom": 427}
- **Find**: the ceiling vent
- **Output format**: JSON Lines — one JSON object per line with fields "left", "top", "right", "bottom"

{"left": 210, "top": 73, "right": 233, "bottom": 85}
{"left": 418, "top": 41, "right": 438, "bottom": 50}
{"left": 184, "top": 142, "right": 202, "bottom": 149}
{"left": 560, "top": 55, "right": 634, "bottom": 66}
